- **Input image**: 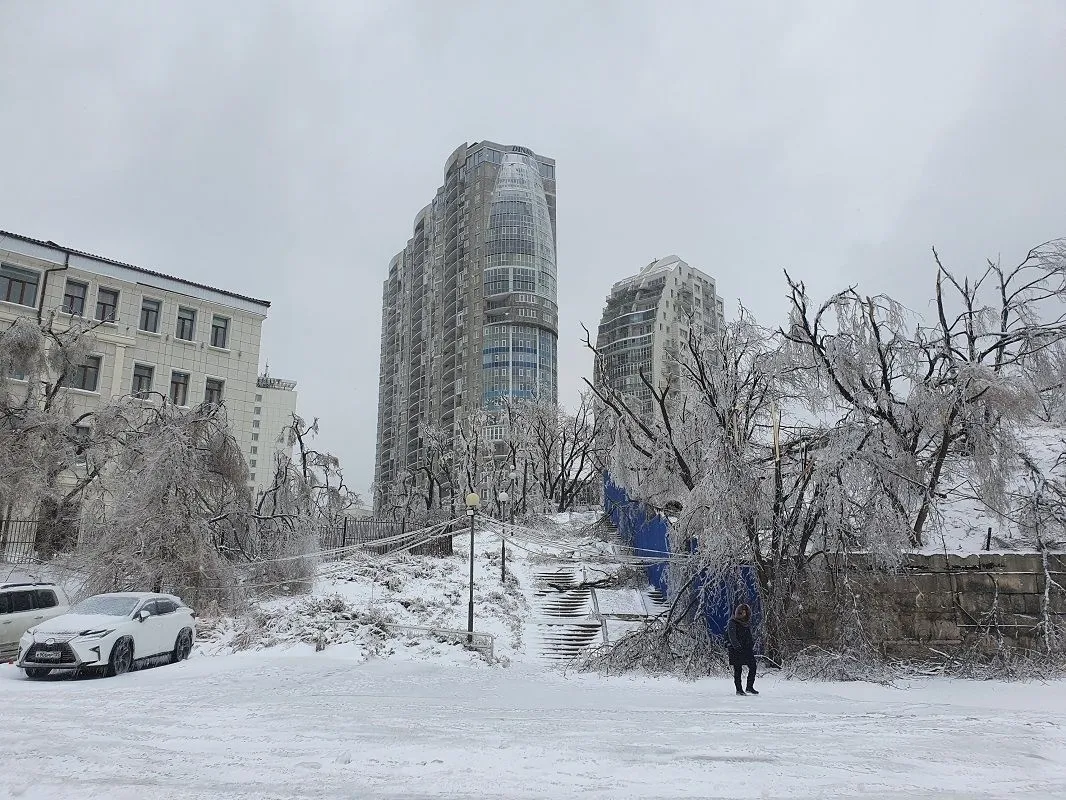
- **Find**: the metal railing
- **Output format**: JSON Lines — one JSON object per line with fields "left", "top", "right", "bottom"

{"left": 0, "top": 519, "right": 43, "bottom": 565}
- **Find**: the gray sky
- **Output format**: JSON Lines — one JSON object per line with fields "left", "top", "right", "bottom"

{"left": 2, "top": 1, "right": 1064, "bottom": 498}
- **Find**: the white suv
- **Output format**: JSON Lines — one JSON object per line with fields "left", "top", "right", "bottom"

{"left": 0, "top": 583, "right": 70, "bottom": 662}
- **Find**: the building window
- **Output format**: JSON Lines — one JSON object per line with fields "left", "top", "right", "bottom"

{"left": 255, "top": 394, "right": 262, "bottom": 402}
{"left": 252, "top": 420, "right": 260, "bottom": 428}
{"left": 204, "top": 378, "right": 224, "bottom": 405}
{"left": 250, "top": 459, "right": 256, "bottom": 468}
{"left": 140, "top": 298, "right": 161, "bottom": 333}
{"left": 249, "top": 473, "right": 256, "bottom": 482}
{"left": 68, "top": 356, "right": 101, "bottom": 392}
{"left": 254, "top": 407, "right": 261, "bottom": 415}
{"left": 169, "top": 371, "right": 190, "bottom": 406}
{"left": 250, "top": 446, "right": 257, "bottom": 455}
{"left": 95, "top": 288, "right": 119, "bottom": 322}
{"left": 63, "top": 280, "right": 88, "bottom": 316}
{"left": 176, "top": 307, "right": 196, "bottom": 341}
{"left": 132, "top": 364, "right": 154, "bottom": 398}
{"left": 251, "top": 433, "right": 259, "bottom": 442}
{"left": 73, "top": 424, "right": 91, "bottom": 464}
{"left": 0, "top": 264, "right": 39, "bottom": 307}
{"left": 210, "top": 315, "right": 229, "bottom": 348}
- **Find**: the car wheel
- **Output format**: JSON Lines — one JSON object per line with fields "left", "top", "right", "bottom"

{"left": 172, "top": 628, "right": 193, "bottom": 663}
{"left": 24, "top": 668, "right": 51, "bottom": 680}
{"left": 106, "top": 637, "right": 134, "bottom": 677}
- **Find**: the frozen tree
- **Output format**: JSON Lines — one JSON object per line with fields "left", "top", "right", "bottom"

{"left": 0, "top": 313, "right": 110, "bottom": 549}
{"left": 783, "top": 240, "right": 1066, "bottom": 546}
{"left": 251, "top": 414, "right": 359, "bottom": 588}
{"left": 525, "top": 391, "right": 608, "bottom": 513}
{"left": 78, "top": 399, "right": 249, "bottom": 611}
{"left": 584, "top": 309, "right": 848, "bottom": 659}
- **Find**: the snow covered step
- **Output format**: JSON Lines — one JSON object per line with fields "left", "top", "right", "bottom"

{"left": 531, "top": 621, "right": 604, "bottom": 661}
{"left": 537, "top": 590, "right": 593, "bottom": 618}
{"left": 645, "top": 587, "right": 669, "bottom": 611}
{"left": 531, "top": 569, "right": 582, "bottom": 594}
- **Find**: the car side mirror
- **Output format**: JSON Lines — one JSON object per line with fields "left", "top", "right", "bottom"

{"left": 137, "top": 610, "right": 150, "bottom": 622}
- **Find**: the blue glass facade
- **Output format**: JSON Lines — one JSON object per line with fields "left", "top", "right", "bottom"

{"left": 481, "top": 153, "right": 558, "bottom": 405}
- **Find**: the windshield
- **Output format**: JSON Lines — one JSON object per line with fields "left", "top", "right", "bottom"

{"left": 71, "top": 596, "right": 139, "bottom": 617}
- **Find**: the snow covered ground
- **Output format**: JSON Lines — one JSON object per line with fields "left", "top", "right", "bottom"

{"left": 198, "top": 530, "right": 531, "bottom": 666}
{"left": 4, "top": 513, "right": 1066, "bottom": 797}
{"left": 2, "top": 655, "right": 1065, "bottom": 799}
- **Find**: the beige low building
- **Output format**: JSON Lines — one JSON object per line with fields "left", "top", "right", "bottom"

{"left": 253, "top": 372, "right": 298, "bottom": 492}
{"left": 0, "top": 229, "right": 293, "bottom": 495}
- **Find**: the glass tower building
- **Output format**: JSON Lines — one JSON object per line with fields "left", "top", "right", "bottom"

{"left": 374, "top": 143, "right": 557, "bottom": 506}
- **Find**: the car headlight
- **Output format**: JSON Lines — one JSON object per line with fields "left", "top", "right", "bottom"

{"left": 76, "top": 629, "right": 115, "bottom": 640}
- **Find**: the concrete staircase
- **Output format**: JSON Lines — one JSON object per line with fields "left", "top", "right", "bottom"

{"left": 522, "top": 516, "right": 673, "bottom": 665}
{"left": 529, "top": 567, "right": 604, "bottom": 663}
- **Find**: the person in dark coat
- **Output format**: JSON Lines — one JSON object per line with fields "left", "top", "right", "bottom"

{"left": 726, "top": 603, "right": 758, "bottom": 695}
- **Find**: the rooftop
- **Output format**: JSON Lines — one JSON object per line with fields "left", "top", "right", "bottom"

{"left": 257, "top": 375, "right": 297, "bottom": 391}
{"left": 0, "top": 229, "right": 271, "bottom": 309}
{"left": 611, "top": 255, "right": 717, "bottom": 293}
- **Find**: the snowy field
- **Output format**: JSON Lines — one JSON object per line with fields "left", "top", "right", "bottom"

{"left": 2, "top": 653, "right": 1066, "bottom": 800}
{"left": 4, "top": 512, "right": 1066, "bottom": 798}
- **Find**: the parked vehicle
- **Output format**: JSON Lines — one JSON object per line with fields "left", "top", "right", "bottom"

{"left": 16, "top": 592, "right": 195, "bottom": 679}
{"left": 0, "top": 583, "right": 70, "bottom": 663}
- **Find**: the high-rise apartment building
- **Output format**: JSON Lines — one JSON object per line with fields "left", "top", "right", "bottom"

{"left": 374, "top": 142, "right": 558, "bottom": 505}
{"left": 594, "top": 255, "right": 725, "bottom": 413}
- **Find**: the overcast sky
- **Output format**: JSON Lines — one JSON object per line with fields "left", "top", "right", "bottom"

{"left": 2, "top": 1, "right": 1064, "bottom": 498}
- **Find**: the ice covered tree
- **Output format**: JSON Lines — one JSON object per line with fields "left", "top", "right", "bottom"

{"left": 252, "top": 414, "right": 361, "bottom": 584}
{"left": 78, "top": 399, "right": 250, "bottom": 611}
{"left": 0, "top": 313, "right": 112, "bottom": 551}
{"left": 524, "top": 391, "right": 608, "bottom": 513}
{"left": 782, "top": 239, "right": 1066, "bottom": 546}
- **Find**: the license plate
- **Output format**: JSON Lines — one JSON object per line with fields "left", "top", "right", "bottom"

{"left": 35, "top": 651, "right": 61, "bottom": 660}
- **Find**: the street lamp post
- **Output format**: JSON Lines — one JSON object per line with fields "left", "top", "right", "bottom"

{"left": 497, "top": 490, "right": 509, "bottom": 583}
{"left": 465, "top": 492, "right": 480, "bottom": 639}
{"left": 504, "top": 468, "right": 517, "bottom": 582}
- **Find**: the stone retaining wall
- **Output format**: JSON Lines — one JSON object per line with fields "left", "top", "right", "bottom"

{"left": 792, "top": 552, "right": 1066, "bottom": 658}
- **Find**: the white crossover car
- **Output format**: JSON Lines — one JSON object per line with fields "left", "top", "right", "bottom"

{"left": 1, "top": 583, "right": 71, "bottom": 663}
{"left": 16, "top": 592, "right": 195, "bottom": 679}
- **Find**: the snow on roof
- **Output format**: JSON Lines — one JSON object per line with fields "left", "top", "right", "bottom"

{"left": 638, "top": 254, "right": 687, "bottom": 277}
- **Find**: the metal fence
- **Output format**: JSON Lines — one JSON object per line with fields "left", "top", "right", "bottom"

{"left": 1, "top": 516, "right": 457, "bottom": 567}
{"left": 0, "top": 519, "right": 42, "bottom": 565}
{"left": 318, "top": 517, "right": 454, "bottom": 559}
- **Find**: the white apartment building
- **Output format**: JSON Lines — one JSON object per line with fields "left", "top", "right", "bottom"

{"left": 0, "top": 229, "right": 292, "bottom": 494}
{"left": 253, "top": 372, "right": 298, "bottom": 492}
{"left": 594, "top": 255, "right": 726, "bottom": 413}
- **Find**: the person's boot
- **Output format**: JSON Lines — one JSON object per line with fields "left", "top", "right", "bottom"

{"left": 746, "top": 686, "right": 759, "bottom": 695}
{"left": 735, "top": 684, "right": 746, "bottom": 695}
